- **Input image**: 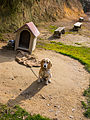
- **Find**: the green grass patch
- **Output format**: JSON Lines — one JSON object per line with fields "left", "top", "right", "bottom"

{"left": 0, "top": 104, "right": 51, "bottom": 120}
{"left": 65, "top": 31, "right": 77, "bottom": 35}
{"left": 82, "top": 87, "right": 90, "bottom": 118}
{"left": 81, "top": 101, "right": 87, "bottom": 109}
{"left": 75, "top": 43, "right": 82, "bottom": 45}
{"left": 49, "top": 25, "right": 57, "bottom": 33}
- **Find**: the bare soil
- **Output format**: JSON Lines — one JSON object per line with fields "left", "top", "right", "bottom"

{"left": 0, "top": 43, "right": 90, "bottom": 120}
{"left": 0, "top": 15, "right": 90, "bottom": 120}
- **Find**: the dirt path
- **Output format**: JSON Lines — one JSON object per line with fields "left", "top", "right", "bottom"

{"left": 0, "top": 45, "right": 89, "bottom": 120}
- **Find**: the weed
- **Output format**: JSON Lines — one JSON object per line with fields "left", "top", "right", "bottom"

{"left": 0, "top": 104, "right": 51, "bottom": 120}
{"left": 81, "top": 101, "right": 87, "bottom": 109}
{"left": 82, "top": 87, "right": 90, "bottom": 118}
{"left": 38, "top": 37, "right": 45, "bottom": 40}
{"left": 65, "top": 31, "right": 77, "bottom": 35}
{"left": 84, "top": 109, "right": 90, "bottom": 118}
{"left": 75, "top": 43, "right": 82, "bottom": 45}
{"left": 49, "top": 25, "right": 57, "bottom": 33}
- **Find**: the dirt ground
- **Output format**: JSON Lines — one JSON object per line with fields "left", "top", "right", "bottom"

{"left": 0, "top": 15, "right": 90, "bottom": 120}
{"left": 0, "top": 43, "right": 90, "bottom": 120}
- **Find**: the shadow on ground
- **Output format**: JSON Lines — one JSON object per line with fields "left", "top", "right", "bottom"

{"left": 0, "top": 44, "right": 16, "bottom": 63}
{"left": 48, "top": 35, "right": 60, "bottom": 40}
{"left": 7, "top": 80, "right": 45, "bottom": 106}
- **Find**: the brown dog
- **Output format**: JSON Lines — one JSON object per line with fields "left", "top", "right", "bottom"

{"left": 38, "top": 58, "right": 52, "bottom": 85}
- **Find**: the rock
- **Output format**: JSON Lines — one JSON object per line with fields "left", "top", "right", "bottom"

{"left": 69, "top": 115, "right": 74, "bottom": 119}
{"left": 49, "top": 109, "right": 54, "bottom": 112}
{"left": 72, "top": 108, "right": 75, "bottom": 112}
{"left": 12, "top": 78, "right": 14, "bottom": 80}
{"left": 54, "top": 105, "right": 60, "bottom": 109}
{"left": 9, "top": 77, "right": 14, "bottom": 80}
{"left": 19, "top": 89, "right": 22, "bottom": 91}
{"left": 53, "top": 118, "right": 58, "bottom": 120}
{"left": 54, "top": 105, "right": 57, "bottom": 107}
{"left": 55, "top": 112, "right": 58, "bottom": 116}
{"left": 40, "top": 94, "right": 46, "bottom": 99}
{"left": 55, "top": 111, "right": 60, "bottom": 116}
{"left": 47, "top": 104, "right": 50, "bottom": 106}
{"left": 14, "top": 76, "right": 18, "bottom": 78}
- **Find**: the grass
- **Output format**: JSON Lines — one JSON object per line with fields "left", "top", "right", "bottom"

{"left": 75, "top": 43, "right": 82, "bottom": 45}
{"left": 65, "top": 31, "right": 77, "bottom": 35}
{"left": 37, "top": 41, "right": 90, "bottom": 118}
{"left": 81, "top": 87, "right": 90, "bottom": 118}
{"left": 0, "top": 33, "right": 3, "bottom": 41}
{"left": 0, "top": 104, "right": 51, "bottom": 120}
{"left": 48, "top": 25, "right": 57, "bottom": 33}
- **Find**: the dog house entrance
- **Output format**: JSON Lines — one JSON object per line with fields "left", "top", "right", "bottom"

{"left": 19, "top": 30, "right": 30, "bottom": 49}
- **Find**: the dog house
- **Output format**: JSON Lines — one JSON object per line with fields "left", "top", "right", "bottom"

{"left": 15, "top": 22, "right": 40, "bottom": 53}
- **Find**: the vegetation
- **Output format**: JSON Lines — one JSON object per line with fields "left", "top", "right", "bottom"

{"left": 0, "top": 104, "right": 51, "bottom": 120}
{"left": 82, "top": 87, "right": 90, "bottom": 118}
{"left": 48, "top": 25, "right": 58, "bottom": 33}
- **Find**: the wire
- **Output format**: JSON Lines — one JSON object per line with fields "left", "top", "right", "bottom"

{"left": 30, "top": 67, "right": 38, "bottom": 79}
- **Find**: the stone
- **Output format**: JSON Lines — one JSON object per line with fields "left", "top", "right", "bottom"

{"left": 49, "top": 109, "right": 54, "bottom": 112}
{"left": 47, "top": 104, "right": 50, "bottom": 106}
{"left": 19, "top": 89, "right": 22, "bottom": 91}
{"left": 54, "top": 105, "right": 60, "bottom": 109}
{"left": 69, "top": 115, "right": 74, "bottom": 119}
{"left": 55, "top": 111, "right": 60, "bottom": 116}
{"left": 40, "top": 94, "right": 46, "bottom": 99}
{"left": 72, "top": 108, "right": 75, "bottom": 112}
{"left": 12, "top": 78, "right": 14, "bottom": 80}
{"left": 53, "top": 118, "right": 58, "bottom": 120}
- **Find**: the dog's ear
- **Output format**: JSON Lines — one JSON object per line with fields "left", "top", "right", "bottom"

{"left": 40, "top": 59, "right": 45, "bottom": 68}
{"left": 48, "top": 60, "right": 52, "bottom": 69}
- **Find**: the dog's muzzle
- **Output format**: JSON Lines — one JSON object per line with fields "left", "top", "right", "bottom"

{"left": 44, "top": 64, "right": 46, "bottom": 68}
{"left": 43, "top": 63, "right": 47, "bottom": 68}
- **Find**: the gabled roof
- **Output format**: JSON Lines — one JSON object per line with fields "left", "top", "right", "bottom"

{"left": 16, "top": 22, "right": 40, "bottom": 37}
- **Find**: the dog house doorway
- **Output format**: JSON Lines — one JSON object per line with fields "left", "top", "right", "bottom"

{"left": 19, "top": 30, "right": 30, "bottom": 49}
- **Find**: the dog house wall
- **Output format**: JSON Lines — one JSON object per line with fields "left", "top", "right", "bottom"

{"left": 15, "top": 22, "right": 40, "bottom": 53}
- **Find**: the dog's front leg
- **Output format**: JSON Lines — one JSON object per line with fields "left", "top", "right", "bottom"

{"left": 45, "top": 79, "right": 48, "bottom": 85}
{"left": 38, "top": 75, "right": 44, "bottom": 83}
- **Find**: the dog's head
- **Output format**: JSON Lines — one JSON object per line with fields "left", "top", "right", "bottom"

{"left": 40, "top": 58, "right": 52, "bottom": 69}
